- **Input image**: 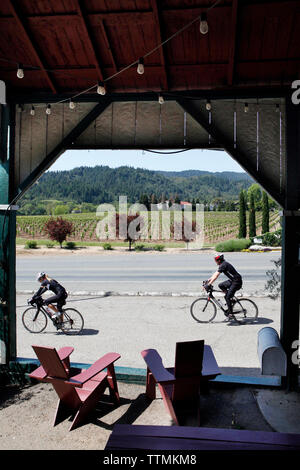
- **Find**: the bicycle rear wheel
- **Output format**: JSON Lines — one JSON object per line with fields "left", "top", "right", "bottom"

{"left": 22, "top": 307, "right": 48, "bottom": 333}
{"left": 231, "top": 299, "right": 258, "bottom": 324}
{"left": 190, "top": 298, "right": 217, "bottom": 323}
{"left": 60, "top": 308, "right": 84, "bottom": 335}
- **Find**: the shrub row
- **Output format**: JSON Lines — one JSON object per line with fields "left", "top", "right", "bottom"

{"left": 215, "top": 238, "right": 252, "bottom": 252}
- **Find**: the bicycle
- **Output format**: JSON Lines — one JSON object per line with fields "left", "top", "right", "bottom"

{"left": 22, "top": 296, "right": 84, "bottom": 335}
{"left": 190, "top": 283, "right": 258, "bottom": 324}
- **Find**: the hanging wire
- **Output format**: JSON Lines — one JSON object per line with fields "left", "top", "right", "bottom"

{"left": 0, "top": 0, "right": 223, "bottom": 109}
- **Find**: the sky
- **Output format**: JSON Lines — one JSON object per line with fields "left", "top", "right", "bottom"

{"left": 49, "top": 149, "right": 245, "bottom": 173}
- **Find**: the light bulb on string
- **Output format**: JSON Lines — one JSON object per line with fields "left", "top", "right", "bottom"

{"left": 69, "top": 99, "right": 76, "bottom": 109}
{"left": 97, "top": 81, "right": 106, "bottom": 95}
{"left": 17, "top": 63, "right": 24, "bottom": 79}
{"left": 46, "top": 104, "right": 51, "bottom": 115}
{"left": 199, "top": 13, "right": 209, "bottom": 35}
{"left": 244, "top": 103, "right": 249, "bottom": 113}
{"left": 158, "top": 94, "right": 164, "bottom": 104}
{"left": 206, "top": 100, "right": 211, "bottom": 111}
{"left": 30, "top": 106, "right": 35, "bottom": 116}
{"left": 137, "top": 58, "right": 145, "bottom": 75}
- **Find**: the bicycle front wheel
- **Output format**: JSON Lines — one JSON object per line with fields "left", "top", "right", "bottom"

{"left": 190, "top": 298, "right": 217, "bottom": 323}
{"left": 22, "top": 307, "right": 48, "bottom": 333}
{"left": 60, "top": 308, "right": 84, "bottom": 335}
{"left": 232, "top": 299, "right": 258, "bottom": 324}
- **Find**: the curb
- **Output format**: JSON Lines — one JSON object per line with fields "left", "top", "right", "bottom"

{"left": 16, "top": 290, "right": 274, "bottom": 299}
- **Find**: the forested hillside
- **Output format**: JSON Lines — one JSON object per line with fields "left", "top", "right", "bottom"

{"left": 19, "top": 165, "right": 253, "bottom": 215}
{"left": 25, "top": 165, "right": 252, "bottom": 203}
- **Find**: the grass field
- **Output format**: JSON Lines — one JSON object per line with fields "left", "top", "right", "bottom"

{"left": 16, "top": 210, "right": 281, "bottom": 248}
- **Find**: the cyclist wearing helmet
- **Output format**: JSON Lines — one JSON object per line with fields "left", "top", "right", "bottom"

{"left": 30, "top": 272, "right": 68, "bottom": 321}
{"left": 205, "top": 254, "right": 242, "bottom": 317}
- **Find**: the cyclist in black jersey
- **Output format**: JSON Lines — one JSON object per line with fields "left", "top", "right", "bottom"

{"left": 30, "top": 272, "right": 68, "bottom": 322}
{"left": 205, "top": 254, "right": 243, "bottom": 317}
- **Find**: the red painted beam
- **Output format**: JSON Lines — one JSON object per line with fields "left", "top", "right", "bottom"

{"left": 7, "top": 0, "right": 57, "bottom": 94}
{"left": 74, "top": 0, "right": 104, "bottom": 82}
{"left": 227, "top": 0, "right": 239, "bottom": 86}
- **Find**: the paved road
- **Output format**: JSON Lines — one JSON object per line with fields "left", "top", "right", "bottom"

{"left": 16, "top": 251, "right": 280, "bottom": 296}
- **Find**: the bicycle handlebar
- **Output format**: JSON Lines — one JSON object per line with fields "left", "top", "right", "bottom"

{"left": 28, "top": 296, "right": 44, "bottom": 307}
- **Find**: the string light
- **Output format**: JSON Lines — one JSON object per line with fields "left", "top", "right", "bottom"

{"left": 17, "top": 63, "right": 24, "bottom": 79}
{"left": 199, "top": 13, "right": 209, "bottom": 35}
{"left": 137, "top": 58, "right": 144, "bottom": 75}
{"left": 97, "top": 81, "right": 106, "bottom": 95}
{"left": 7, "top": 2, "right": 280, "bottom": 117}
{"left": 4, "top": 0, "right": 225, "bottom": 111}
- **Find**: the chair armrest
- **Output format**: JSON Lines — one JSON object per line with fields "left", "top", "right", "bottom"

{"left": 202, "top": 345, "right": 221, "bottom": 378}
{"left": 29, "top": 365, "right": 47, "bottom": 380}
{"left": 141, "top": 349, "right": 175, "bottom": 384}
{"left": 66, "top": 352, "right": 121, "bottom": 387}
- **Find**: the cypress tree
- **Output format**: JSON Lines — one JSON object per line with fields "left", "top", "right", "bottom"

{"left": 262, "top": 191, "right": 269, "bottom": 234}
{"left": 249, "top": 192, "right": 256, "bottom": 238}
{"left": 238, "top": 190, "right": 247, "bottom": 238}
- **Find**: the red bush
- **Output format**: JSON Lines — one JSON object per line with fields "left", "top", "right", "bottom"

{"left": 43, "top": 217, "right": 74, "bottom": 248}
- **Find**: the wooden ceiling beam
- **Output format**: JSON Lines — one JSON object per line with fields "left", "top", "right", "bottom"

{"left": 228, "top": 0, "right": 239, "bottom": 86}
{"left": 98, "top": 20, "right": 118, "bottom": 75}
{"left": 150, "top": 0, "right": 169, "bottom": 91}
{"left": 74, "top": 0, "right": 105, "bottom": 82}
{"left": 7, "top": 0, "right": 57, "bottom": 94}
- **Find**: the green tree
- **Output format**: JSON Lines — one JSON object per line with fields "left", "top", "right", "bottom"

{"left": 247, "top": 183, "right": 262, "bottom": 209}
{"left": 238, "top": 190, "right": 247, "bottom": 238}
{"left": 139, "top": 194, "right": 150, "bottom": 210}
{"left": 262, "top": 191, "right": 270, "bottom": 234}
{"left": 174, "top": 194, "right": 181, "bottom": 204}
{"left": 249, "top": 192, "right": 256, "bottom": 238}
{"left": 54, "top": 204, "right": 70, "bottom": 215}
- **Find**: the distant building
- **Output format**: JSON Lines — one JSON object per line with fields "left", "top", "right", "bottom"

{"left": 156, "top": 201, "right": 170, "bottom": 210}
{"left": 180, "top": 201, "right": 192, "bottom": 208}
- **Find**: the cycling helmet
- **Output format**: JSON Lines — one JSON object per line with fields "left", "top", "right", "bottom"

{"left": 36, "top": 272, "right": 46, "bottom": 281}
{"left": 214, "top": 254, "right": 224, "bottom": 262}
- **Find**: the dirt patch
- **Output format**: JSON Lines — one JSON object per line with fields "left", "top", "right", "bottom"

{"left": 0, "top": 381, "right": 273, "bottom": 450}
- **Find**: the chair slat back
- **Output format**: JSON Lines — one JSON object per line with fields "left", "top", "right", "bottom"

{"left": 174, "top": 340, "right": 204, "bottom": 379}
{"left": 32, "top": 345, "right": 68, "bottom": 379}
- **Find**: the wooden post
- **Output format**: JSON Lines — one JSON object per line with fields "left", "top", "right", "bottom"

{"left": 0, "top": 103, "right": 17, "bottom": 363}
{"left": 280, "top": 97, "right": 300, "bottom": 390}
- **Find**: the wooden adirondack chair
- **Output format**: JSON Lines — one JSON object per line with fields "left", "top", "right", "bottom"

{"left": 141, "top": 340, "right": 221, "bottom": 425}
{"left": 29, "top": 345, "right": 121, "bottom": 431}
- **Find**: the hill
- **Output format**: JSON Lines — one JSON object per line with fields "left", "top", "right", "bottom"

{"left": 19, "top": 165, "right": 253, "bottom": 214}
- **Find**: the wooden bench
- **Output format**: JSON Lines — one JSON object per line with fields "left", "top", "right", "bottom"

{"left": 105, "top": 424, "right": 300, "bottom": 450}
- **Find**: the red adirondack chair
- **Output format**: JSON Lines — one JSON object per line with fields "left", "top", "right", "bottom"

{"left": 141, "top": 340, "right": 221, "bottom": 425}
{"left": 29, "top": 345, "right": 121, "bottom": 431}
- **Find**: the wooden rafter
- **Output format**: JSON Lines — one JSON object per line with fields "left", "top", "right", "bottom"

{"left": 228, "top": 0, "right": 239, "bottom": 86}
{"left": 98, "top": 20, "right": 118, "bottom": 74}
{"left": 7, "top": 0, "right": 57, "bottom": 93}
{"left": 150, "top": 0, "right": 169, "bottom": 91}
{"left": 176, "top": 97, "right": 284, "bottom": 206}
{"left": 16, "top": 99, "right": 112, "bottom": 199}
{"left": 74, "top": 0, "right": 105, "bottom": 82}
